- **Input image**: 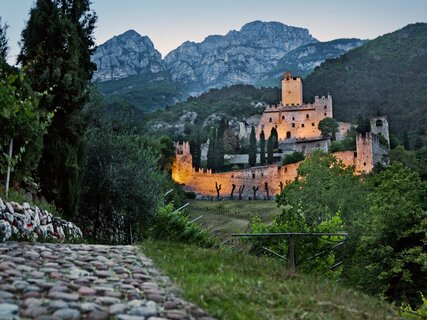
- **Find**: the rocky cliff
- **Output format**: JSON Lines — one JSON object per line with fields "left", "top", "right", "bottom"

{"left": 92, "top": 30, "right": 163, "bottom": 82}
{"left": 163, "top": 21, "right": 318, "bottom": 93}
{"left": 259, "top": 38, "right": 367, "bottom": 85}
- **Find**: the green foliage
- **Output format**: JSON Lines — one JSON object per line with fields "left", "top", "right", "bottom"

{"left": 146, "top": 204, "right": 216, "bottom": 247}
{"left": 389, "top": 145, "right": 427, "bottom": 179}
{"left": 0, "top": 69, "right": 52, "bottom": 183}
{"left": 282, "top": 151, "right": 305, "bottom": 165}
{"left": 329, "top": 127, "right": 357, "bottom": 153}
{"left": 401, "top": 293, "right": 427, "bottom": 319}
{"left": 96, "top": 72, "right": 187, "bottom": 113}
{"left": 19, "top": 0, "right": 97, "bottom": 218}
{"left": 80, "top": 120, "right": 168, "bottom": 243}
{"left": 141, "top": 240, "right": 398, "bottom": 320}
{"left": 251, "top": 152, "right": 361, "bottom": 273}
{"left": 304, "top": 23, "right": 427, "bottom": 146}
{"left": 346, "top": 163, "right": 427, "bottom": 305}
{"left": 318, "top": 117, "right": 339, "bottom": 140}
{"left": 142, "top": 84, "right": 280, "bottom": 139}
{"left": 248, "top": 125, "right": 256, "bottom": 167}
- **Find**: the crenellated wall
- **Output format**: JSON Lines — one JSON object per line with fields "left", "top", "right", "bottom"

{"left": 172, "top": 142, "right": 363, "bottom": 199}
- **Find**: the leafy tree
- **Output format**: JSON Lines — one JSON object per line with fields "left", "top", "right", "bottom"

{"left": 260, "top": 130, "right": 266, "bottom": 165}
{"left": 248, "top": 125, "right": 256, "bottom": 167}
{"left": 18, "top": 0, "right": 97, "bottom": 218}
{"left": 318, "top": 117, "right": 339, "bottom": 140}
{"left": 0, "top": 69, "right": 52, "bottom": 185}
{"left": 346, "top": 163, "right": 427, "bottom": 305}
{"left": 80, "top": 122, "right": 167, "bottom": 243}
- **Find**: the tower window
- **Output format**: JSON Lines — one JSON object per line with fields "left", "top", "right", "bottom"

{"left": 269, "top": 118, "right": 272, "bottom": 123}
{"left": 292, "top": 116, "right": 295, "bottom": 120}
{"left": 363, "top": 162, "right": 366, "bottom": 166}
{"left": 324, "top": 113, "right": 327, "bottom": 116}
{"left": 292, "top": 123, "right": 295, "bottom": 128}
{"left": 301, "top": 124, "right": 305, "bottom": 128}
{"left": 376, "top": 120, "right": 383, "bottom": 127}
{"left": 306, "top": 114, "right": 309, "bottom": 119}
{"left": 252, "top": 173, "right": 255, "bottom": 179}
{"left": 282, "top": 115, "right": 285, "bottom": 120}
{"left": 286, "top": 132, "right": 291, "bottom": 139}
{"left": 324, "top": 106, "right": 327, "bottom": 109}
{"left": 312, "top": 123, "right": 315, "bottom": 126}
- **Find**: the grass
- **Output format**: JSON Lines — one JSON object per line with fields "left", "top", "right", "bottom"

{"left": 185, "top": 200, "right": 279, "bottom": 239}
{"left": 141, "top": 241, "right": 399, "bottom": 320}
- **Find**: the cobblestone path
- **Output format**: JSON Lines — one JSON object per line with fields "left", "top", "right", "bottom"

{"left": 0, "top": 242, "right": 213, "bottom": 320}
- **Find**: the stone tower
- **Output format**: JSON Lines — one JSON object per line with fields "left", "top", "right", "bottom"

{"left": 370, "top": 116, "right": 390, "bottom": 145}
{"left": 172, "top": 141, "right": 194, "bottom": 184}
{"left": 356, "top": 116, "right": 390, "bottom": 173}
{"left": 281, "top": 72, "right": 303, "bottom": 105}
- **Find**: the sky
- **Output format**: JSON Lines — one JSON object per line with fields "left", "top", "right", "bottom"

{"left": 0, "top": 0, "right": 426, "bottom": 64}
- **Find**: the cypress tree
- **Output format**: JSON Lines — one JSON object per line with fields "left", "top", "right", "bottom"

{"left": 18, "top": 0, "right": 97, "bottom": 218}
{"left": 207, "top": 129, "right": 217, "bottom": 170}
{"left": 260, "top": 130, "right": 266, "bottom": 165}
{"left": 249, "top": 125, "right": 256, "bottom": 167}
{"left": 271, "top": 127, "right": 279, "bottom": 150}
{"left": 216, "top": 119, "right": 226, "bottom": 170}
{"left": 0, "top": 18, "right": 9, "bottom": 60}
{"left": 267, "top": 134, "right": 274, "bottom": 164}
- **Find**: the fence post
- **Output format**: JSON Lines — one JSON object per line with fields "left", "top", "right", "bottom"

{"left": 288, "top": 235, "right": 296, "bottom": 272}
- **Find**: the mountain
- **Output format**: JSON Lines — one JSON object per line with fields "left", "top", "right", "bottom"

{"left": 303, "top": 23, "right": 427, "bottom": 145}
{"left": 164, "top": 21, "right": 318, "bottom": 94}
{"left": 257, "top": 38, "right": 367, "bottom": 86}
{"left": 92, "top": 22, "right": 364, "bottom": 112}
{"left": 92, "top": 30, "right": 164, "bottom": 82}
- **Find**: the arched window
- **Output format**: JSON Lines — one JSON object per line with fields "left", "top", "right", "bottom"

{"left": 301, "top": 124, "right": 305, "bottom": 128}
{"left": 269, "top": 118, "right": 272, "bottom": 123}
{"left": 306, "top": 114, "right": 309, "bottom": 119}
{"left": 376, "top": 119, "right": 383, "bottom": 127}
{"left": 252, "top": 173, "right": 255, "bottom": 179}
{"left": 282, "top": 115, "right": 285, "bottom": 120}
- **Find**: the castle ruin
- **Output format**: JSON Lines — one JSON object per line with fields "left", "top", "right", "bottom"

{"left": 172, "top": 72, "right": 390, "bottom": 199}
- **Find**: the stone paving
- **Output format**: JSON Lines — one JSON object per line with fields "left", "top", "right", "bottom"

{"left": 0, "top": 242, "right": 214, "bottom": 320}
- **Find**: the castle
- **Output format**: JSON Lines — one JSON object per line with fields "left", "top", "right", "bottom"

{"left": 256, "top": 72, "right": 332, "bottom": 141}
{"left": 172, "top": 72, "right": 390, "bottom": 199}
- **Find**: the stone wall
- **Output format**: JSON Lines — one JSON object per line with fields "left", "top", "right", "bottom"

{"left": 0, "top": 198, "right": 82, "bottom": 242}
{"left": 171, "top": 140, "right": 386, "bottom": 198}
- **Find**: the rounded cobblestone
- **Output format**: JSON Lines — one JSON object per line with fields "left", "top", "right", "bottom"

{"left": 0, "top": 242, "right": 213, "bottom": 319}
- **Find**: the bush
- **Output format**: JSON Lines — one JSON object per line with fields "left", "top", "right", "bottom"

{"left": 146, "top": 204, "right": 216, "bottom": 247}
{"left": 282, "top": 151, "right": 305, "bottom": 165}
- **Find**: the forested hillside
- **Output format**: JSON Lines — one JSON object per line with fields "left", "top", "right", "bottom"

{"left": 303, "top": 23, "right": 427, "bottom": 147}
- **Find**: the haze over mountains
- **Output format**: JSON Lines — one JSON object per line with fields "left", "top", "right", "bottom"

{"left": 93, "top": 21, "right": 365, "bottom": 106}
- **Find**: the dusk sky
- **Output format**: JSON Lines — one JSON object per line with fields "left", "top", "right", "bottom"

{"left": 1, "top": 0, "right": 426, "bottom": 64}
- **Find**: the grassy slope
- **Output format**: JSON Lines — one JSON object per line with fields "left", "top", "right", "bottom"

{"left": 186, "top": 200, "right": 278, "bottom": 239}
{"left": 141, "top": 241, "right": 399, "bottom": 320}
